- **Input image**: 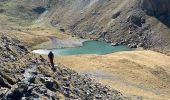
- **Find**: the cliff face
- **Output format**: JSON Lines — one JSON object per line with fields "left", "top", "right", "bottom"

{"left": 142, "top": 0, "right": 170, "bottom": 16}
{"left": 141, "top": 0, "right": 170, "bottom": 27}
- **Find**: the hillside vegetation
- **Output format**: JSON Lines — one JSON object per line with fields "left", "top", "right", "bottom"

{"left": 56, "top": 50, "right": 170, "bottom": 99}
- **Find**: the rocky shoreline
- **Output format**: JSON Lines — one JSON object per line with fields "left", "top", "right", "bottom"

{"left": 33, "top": 36, "right": 88, "bottom": 50}
{"left": 0, "top": 34, "right": 139, "bottom": 99}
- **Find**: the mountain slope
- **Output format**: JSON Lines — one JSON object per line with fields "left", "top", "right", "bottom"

{"left": 49, "top": 0, "right": 170, "bottom": 52}
{"left": 0, "top": 33, "right": 136, "bottom": 100}
{"left": 56, "top": 50, "right": 170, "bottom": 99}
{"left": 1, "top": 0, "right": 170, "bottom": 53}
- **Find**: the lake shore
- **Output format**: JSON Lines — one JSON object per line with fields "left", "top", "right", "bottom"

{"left": 32, "top": 40, "right": 131, "bottom": 56}
{"left": 32, "top": 36, "right": 88, "bottom": 50}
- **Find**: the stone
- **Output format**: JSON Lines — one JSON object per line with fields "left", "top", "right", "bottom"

{"left": 27, "top": 86, "right": 34, "bottom": 94}
{"left": 131, "top": 45, "right": 137, "bottom": 48}
{"left": 137, "top": 43, "right": 144, "bottom": 48}
{"left": 20, "top": 69, "right": 25, "bottom": 74}
{"left": 111, "top": 42, "right": 119, "bottom": 46}
{"left": 41, "top": 77, "right": 59, "bottom": 92}
{"left": 5, "top": 45, "right": 12, "bottom": 51}
{"left": 60, "top": 28, "right": 65, "bottom": 32}
{"left": 112, "top": 11, "right": 121, "bottom": 19}
{"left": 129, "top": 30, "right": 133, "bottom": 34}
{"left": 141, "top": 17, "right": 146, "bottom": 23}
{"left": 35, "top": 87, "right": 47, "bottom": 95}
{"left": 6, "top": 85, "right": 28, "bottom": 100}
{"left": 0, "top": 76, "right": 11, "bottom": 88}
{"left": 9, "top": 55, "right": 16, "bottom": 61}
{"left": 127, "top": 15, "right": 142, "bottom": 27}
{"left": 63, "top": 87, "right": 70, "bottom": 97}
{"left": 95, "top": 94, "right": 102, "bottom": 99}
{"left": 0, "top": 88, "right": 8, "bottom": 98}
{"left": 127, "top": 42, "right": 138, "bottom": 48}
{"left": 28, "top": 76, "right": 35, "bottom": 83}
{"left": 105, "top": 39, "right": 111, "bottom": 43}
{"left": 17, "top": 44, "right": 28, "bottom": 52}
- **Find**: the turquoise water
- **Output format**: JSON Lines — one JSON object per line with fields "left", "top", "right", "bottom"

{"left": 32, "top": 41, "right": 131, "bottom": 56}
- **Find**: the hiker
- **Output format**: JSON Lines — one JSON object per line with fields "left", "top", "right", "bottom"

{"left": 48, "top": 51, "right": 55, "bottom": 70}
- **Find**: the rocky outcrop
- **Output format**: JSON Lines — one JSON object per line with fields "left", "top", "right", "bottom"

{"left": 141, "top": 0, "right": 170, "bottom": 27}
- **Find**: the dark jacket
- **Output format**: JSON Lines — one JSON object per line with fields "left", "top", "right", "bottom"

{"left": 48, "top": 51, "right": 54, "bottom": 59}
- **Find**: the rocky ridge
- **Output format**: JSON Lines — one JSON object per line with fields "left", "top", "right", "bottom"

{"left": 0, "top": 34, "right": 138, "bottom": 100}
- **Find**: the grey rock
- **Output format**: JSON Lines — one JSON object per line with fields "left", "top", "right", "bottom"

{"left": 9, "top": 55, "right": 16, "bottom": 61}
{"left": 17, "top": 44, "right": 28, "bottom": 52}
{"left": 137, "top": 43, "right": 144, "bottom": 48}
{"left": 111, "top": 42, "right": 119, "bottom": 46}
{"left": 41, "top": 77, "right": 59, "bottom": 92}
{"left": 60, "top": 28, "right": 65, "bottom": 32}
{"left": 0, "top": 75, "right": 11, "bottom": 88}
{"left": 95, "top": 94, "right": 102, "bottom": 99}
{"left": 127, "top": 15, "right": 143, "bottom": 27}
{"left": 112, "top": 11, "right": 121, "bottom": 19}
{"left": 5, "top": 85, "right": 28, "bottom": 100}
{"left": 28, "top": 76, "right": 35, "bottom": 83}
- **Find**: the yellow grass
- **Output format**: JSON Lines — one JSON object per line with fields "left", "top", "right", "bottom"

{"left": 55, "top": 50, "right": 170, "bottom": 100}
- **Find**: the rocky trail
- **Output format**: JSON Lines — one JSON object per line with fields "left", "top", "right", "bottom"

{"left": 81, "top": 69, "right": 148, "bottom": 100}
{"left": 0, "top": 34, "right": 138, "bottom": 99}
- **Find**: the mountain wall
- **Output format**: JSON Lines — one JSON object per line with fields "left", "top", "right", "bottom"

{"left": 141, "top": 0, "right": 170, "bottom": 27}
{"left": 1, "top": 0, "right": 170, "bottom": 52}
{"left": 47, "top": 0, "right": 170, "bottom": 52}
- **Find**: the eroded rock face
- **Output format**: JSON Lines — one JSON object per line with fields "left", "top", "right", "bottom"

{"left": 141, "top": 0, "right": 170, "bottom": 15}
{"left": 141, "top": 0, "right": 170, "bottom": 26}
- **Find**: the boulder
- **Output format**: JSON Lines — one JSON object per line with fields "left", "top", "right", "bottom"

{"left": 0, "top": 88, "right": 8, "bottom": 98}
{"left": 9, "top": 55, "right": 16, "bottom": 61}
{"left": 16, "top": 44, "right": 28, "bottom": 52}
{"left": 5, "top": 85, "right": 28, "bottom": 100}
{"left": 137, "top": 43, "right": 144, "bottom": 48}
{"left": 60, "top": 28, "right": 65, "bottom": 32}
{"left": 127, "top": 15, "right": 143, "bottom": 27}
{"left": 41, "top": 77, "right": 59, "bottom": 92}
{"left": 0, "top": 76, "right": 11, "bottom": 88}
{"left": 28, "top": 76, "right": 35, "bottom": 83}
{"left": 95, "top": 94, "right": 102, "bottom": 99}
{"left": 128, "top": 43, "right": 137, "bottom": 48}
{"left": 112, "top": 11, "right": 121, "bottom": 19}
{"left": 111, "top": 42, "right": 119, "bottom": 46}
